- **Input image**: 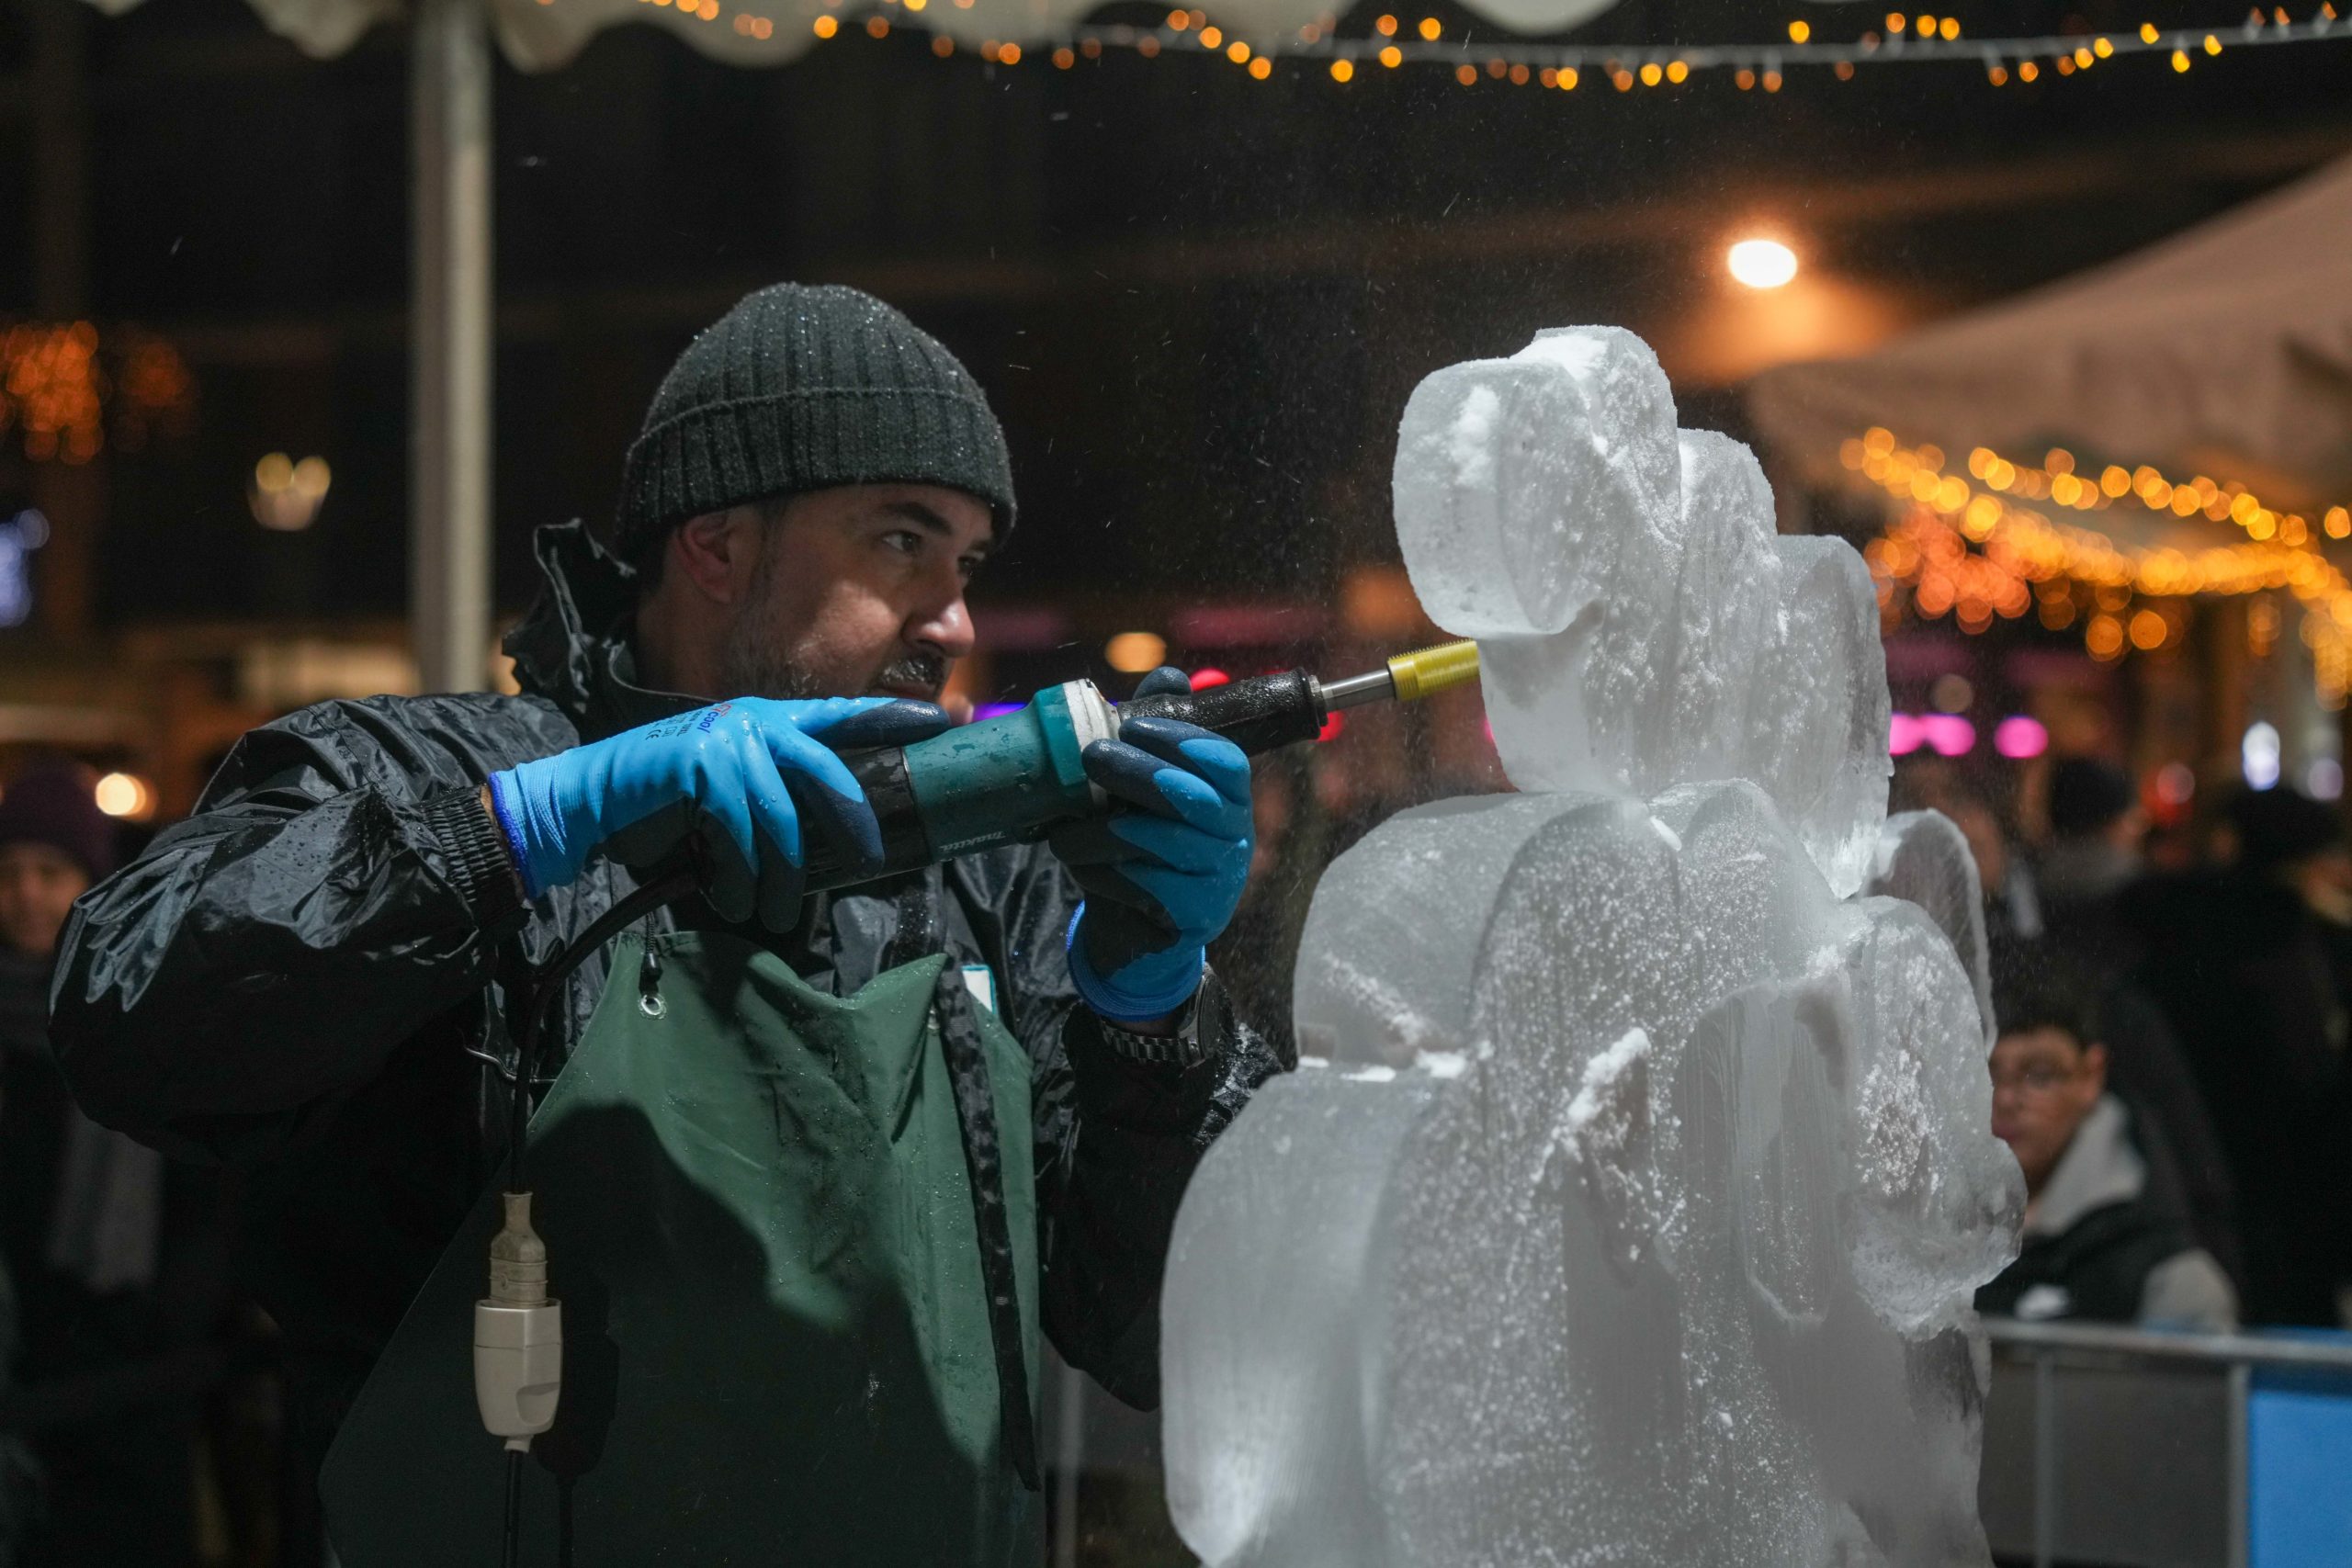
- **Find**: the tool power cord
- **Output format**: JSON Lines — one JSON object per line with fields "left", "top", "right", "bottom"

{"left": 497, "top": 856, "right": 699, "bottom": 1568}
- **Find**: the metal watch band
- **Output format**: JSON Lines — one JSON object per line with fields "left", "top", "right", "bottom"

{"left": 1095, "top": 1002, "right": 1209, "bottom": 1066}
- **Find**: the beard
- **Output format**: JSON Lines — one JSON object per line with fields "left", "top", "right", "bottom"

{"left": 717, "top": 548, "right": 949, "bottom": 702}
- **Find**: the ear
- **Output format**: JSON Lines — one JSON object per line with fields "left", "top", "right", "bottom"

{"left": 2081, "top": 1042, "right": 2109, "bottom": 1095}
{"left": 667, "top": 506, "right": 764, "bottom": 606}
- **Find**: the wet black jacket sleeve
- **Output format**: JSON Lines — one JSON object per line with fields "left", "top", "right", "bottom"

{"left": 964, "top": 852, "right": 1285, "bottom": 1410}
{"left": 49, "top": 694, "right": 562, "bottom": 1163}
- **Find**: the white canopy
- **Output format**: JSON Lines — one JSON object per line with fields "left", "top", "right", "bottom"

{"left": 81, "top": 0, "right": 1623, "bottom": 69}
{"left": 1747, "top": 152, "right": 2352, "bottom": 510}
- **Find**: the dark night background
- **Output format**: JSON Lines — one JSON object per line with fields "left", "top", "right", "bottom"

{"left": 1, "top": 0, "right": 2346, "bottom": 649}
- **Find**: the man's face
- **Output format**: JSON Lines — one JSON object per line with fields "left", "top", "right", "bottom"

{"left": 719, "top": 484, "right": 992, "bottom": 703}
{"left": 0, "top": 841, "right": 90, "bottom": 959}
{"left": 1988, "top": 1025, "right": 2105, "bottom": 1193}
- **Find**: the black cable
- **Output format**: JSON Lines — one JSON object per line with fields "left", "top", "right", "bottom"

{"left": 502, "top": 1446, "right": 525, "bottom": 1568}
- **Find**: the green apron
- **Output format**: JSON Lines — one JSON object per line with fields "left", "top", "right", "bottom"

{"left": 320, "top": 931, "right": 1043, "bottom": 1566}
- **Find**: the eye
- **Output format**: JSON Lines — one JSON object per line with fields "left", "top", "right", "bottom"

{"left": 958, "top": 554, "right": 986, "bottom": 581}
{"left": 881, "top": 529, "right": 923, "bottom": 556}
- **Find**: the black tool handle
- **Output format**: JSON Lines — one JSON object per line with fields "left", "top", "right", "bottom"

{"left": 797, "top": 746, "right": 936, "bottom": 894}
{"left": 1119, "top": 670, "right": 1325, "bottom": 755}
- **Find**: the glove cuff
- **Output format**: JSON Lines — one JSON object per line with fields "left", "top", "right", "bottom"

{"left": 1065, "top": 906, "right": 1206, "bottom": 1024}
{"left": 422, "top": 786, "right": 528, "bottom": 926}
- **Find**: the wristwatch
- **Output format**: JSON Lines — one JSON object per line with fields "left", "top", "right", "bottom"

{"left": 1095, "top": 996, "right": 1209, "bottom": 1066}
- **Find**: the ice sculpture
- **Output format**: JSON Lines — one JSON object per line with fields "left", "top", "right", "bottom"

{"left": 1163, "top": 328, "right": 2024, "bottom": 1568}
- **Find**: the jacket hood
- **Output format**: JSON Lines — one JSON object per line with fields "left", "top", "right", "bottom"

{"left": 503, "top": 521, "right": 697, "bottom": 740}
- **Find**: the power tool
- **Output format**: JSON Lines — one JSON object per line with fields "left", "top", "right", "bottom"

{"left": 477, "top": 638, "right": 1481, "bottom": 1564}
{"left": 800, "top": 637, "right": 1485, "bottom": 892}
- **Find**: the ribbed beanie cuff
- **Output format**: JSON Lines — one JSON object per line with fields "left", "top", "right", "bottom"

{"left": 616, "top": 283, "right": 1015, "bottom": 559}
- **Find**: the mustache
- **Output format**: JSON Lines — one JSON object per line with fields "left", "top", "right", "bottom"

{"left": 874, "top": 653, "right": 948, "bottom": 696}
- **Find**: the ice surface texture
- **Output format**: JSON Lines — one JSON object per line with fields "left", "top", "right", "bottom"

{"left": 1164, "top": 330, "right": 2022, "bottom": 1568}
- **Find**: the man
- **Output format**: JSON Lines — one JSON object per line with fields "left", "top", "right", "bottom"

{"left": 50, "top": 284, "right": 1283, "bottom": 1560}
{"left": 1976, "top": 966, "right": 2236, "bottom": 1332}
{"left": 2125, "top": 785, "right": 2352, "bottom": 1325}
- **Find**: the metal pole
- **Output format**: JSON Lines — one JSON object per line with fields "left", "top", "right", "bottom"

{"left": 2226, "top": 1360, "right": 2251, "bottom": 1568}
{"left": 2031, "top": 1351, "right": 2056, "bottom": 1568}
{"left": 411, "top": 0, "right": 494, "bottom": 694}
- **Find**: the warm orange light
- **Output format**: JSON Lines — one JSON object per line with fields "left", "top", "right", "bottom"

{"left": 1417, "top": 16, "right": 1440, "bottom": 39}
{"left": 1508, "top": 62, "right": 1528, "bottom": 82}
{"left": 2129, "top": 608, "right": 2169, "bottom": 650}
{"left": 1053, "top": 44, "right": 1075, "bottom": 65}
{"left": 1736, "top": 66, "right": 1757, "bottom": 87}
{"left": 1227, "top": 38, "right": 1249, "bottom": 61}
{"left": 2018, "top": 59, "right": 2038, "bottom": 78}
{"left": 813, "top": 14, "right": 837, "bottom": 36}
{"left": 1105, "top": 632, "right": 1169, "bottom": 673}
{"left": 1557, "top": 65, "right": 1578, "bottom": 87}
{"left": 998, "top": 39, "right": 1020, "bottom": 61}
{"left": 1248, "top": 53, "right": 1271, "bottom": 76}
{"left": 1666, "top": 59, "right": 1689, "bottom": 82}
{"left": 1329, "top": 57, "right": 1353, "bottom": 79}
{"left": 1198, "top": 25, "right": 1221, "bottom": 46}
{"left": 95, "top": 773, "right": 153, "bottom": 820}
{"left": 1456, "top": 62, "right": 1477, "bottom": 83}
{"left": 1379, "top": 43, "right": 1402, "bottom": 65}
{"left": 1727, "top": 238, "right": 1799, "bottom": 288}
{"left": 931, "top": 32, "right": 953, "bottom": 53}
{"left": 1374, "top": 13, "right": 1397, "bottom": 34}
{"left": 1787, "top": 18, "right": 1809, "bottom": 41}
{"left": 2141, "top": 21, "right": 2160, "bottom": 41}
{"left": 2172, "top": 47, "right": 2191, "bottom": 69}
{"left": 1763, "top": 67, "right": 1782, "bottom": 89}
{"left": 1939, "top": 16, "right": 1959, "bottom": 38}
{"left": 864, "top": 14, "right": 888, "bottom": 36}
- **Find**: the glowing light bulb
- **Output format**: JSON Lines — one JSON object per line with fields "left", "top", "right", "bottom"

{"left": 1727, "top": 238, "right": 1798, "bottom": 288}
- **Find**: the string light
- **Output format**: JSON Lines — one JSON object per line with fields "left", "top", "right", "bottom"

{"left": 661, "top": 0, "right": 2349, "bottom": 90}
{"left": 1849, "top": 429, "right": 2352, "bottom": 705}
{"left": 0, "top": 321, "right": 195, "bottom": 464}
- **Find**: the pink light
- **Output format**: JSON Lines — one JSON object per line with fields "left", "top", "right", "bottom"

{"left": 1317, "top": 711, "right": 1347, "bottom": 744}
{"left": 1889, "top": 714, "right": 1925, "bottom": 756}
{"left": 1993, "top": 716, "right": 2048, "bottom": 761}
{"left": 1189, "top": 668, "right": 1230, "bottom": 691}
{"left": 1922, "top": 715, "right": 1976, "bottom": 757}
{"left": 971, "top": 702, "right": 1023, "bottom": 722}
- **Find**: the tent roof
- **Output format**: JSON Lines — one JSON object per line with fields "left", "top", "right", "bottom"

{"left": 1747, "top": 152, "right": 2352, "bottom": 509}
{"left": 81, "top": 0, "right": 1620, "bottom": 72}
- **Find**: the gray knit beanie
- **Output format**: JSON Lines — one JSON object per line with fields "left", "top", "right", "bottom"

{"left": 615, "top": 283, "right": 1015, "bottom": 562}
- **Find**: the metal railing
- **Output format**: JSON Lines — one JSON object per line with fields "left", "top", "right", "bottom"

{"left": 1981, "top": 1317, "right": 2352, "bottom": 1568}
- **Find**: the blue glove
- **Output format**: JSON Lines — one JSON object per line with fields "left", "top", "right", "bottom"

{"left": 488, "top": 697, "right": 951, "bottom": 930}
{"left": 1049, "top": 667, "right": 1254, "bottom": 1023}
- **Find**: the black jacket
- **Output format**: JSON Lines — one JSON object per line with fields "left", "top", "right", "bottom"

{"left": 2120, "top": 869, "right": 2351, "bottom": 1325}
{"left": 48, "top": 521, "right": 1284, "bottom": 1464}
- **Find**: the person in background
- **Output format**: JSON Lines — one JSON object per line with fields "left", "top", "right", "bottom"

{"left": 1890, "top": 760, "right": 2043, "bottom": 957}
{"left": 0, "top": 762, "right": 203, "bottom": 1564}
{"left": 1893, "top": 758, "right": 2241, "bottom": 1283}
{"left": 2125, "top": 785, "right": 2352, "bottom": 1325}
{"left": 1976, "top": 964, "right": 2238, "bottom": 1333}
{"left": 2039, "top": 758, "right": 2149, "bottom": 908}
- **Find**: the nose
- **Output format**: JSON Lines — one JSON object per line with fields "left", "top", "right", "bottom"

{"left": 910, "top": 588, "right": 976, "bottom": 663}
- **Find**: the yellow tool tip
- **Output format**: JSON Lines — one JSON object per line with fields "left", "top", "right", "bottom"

{"left": 1386, "top": 640, "right": 1481, "bottom": 703}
